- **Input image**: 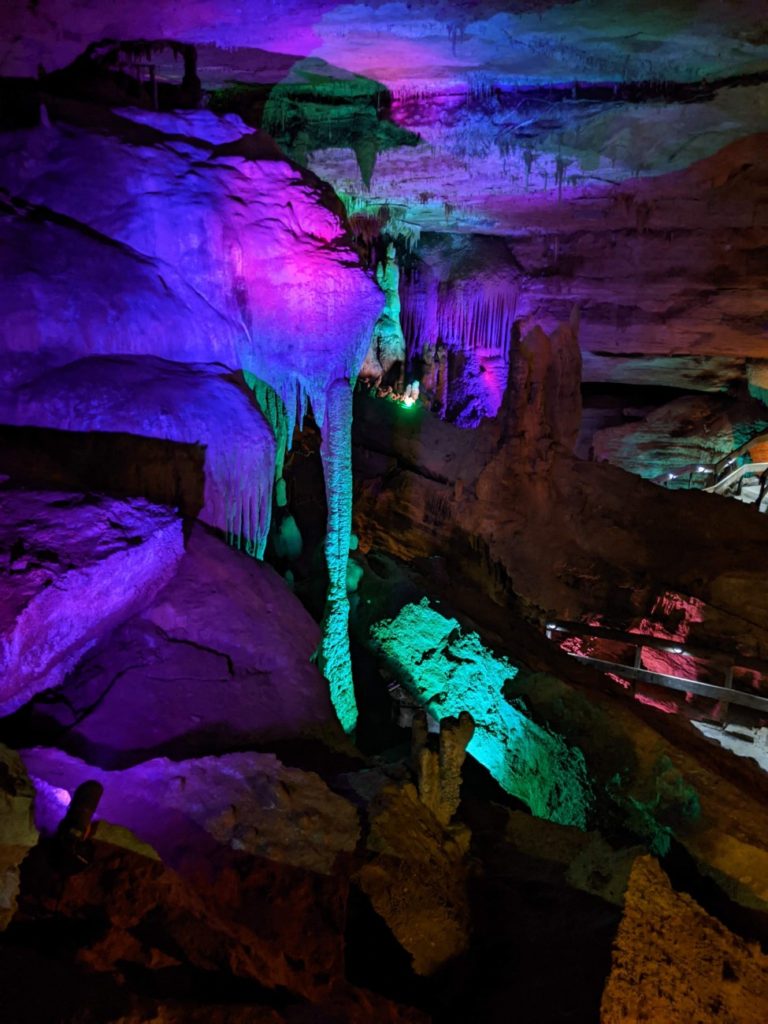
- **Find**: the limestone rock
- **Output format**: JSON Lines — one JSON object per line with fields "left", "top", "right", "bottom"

{"left": 23, "top": 748, "right": 361, "bottom": 1000}
{"left": 484, "top": 806, "right": 640, "bottom": 907}
{"left": 0, "top": 489, "right": 183, "bottom": 715}
{"left": 413, "top": 710, "right": 475, "bottom": 827}
{"left": 355, "top": 781, "right": 470, "bottom": 976}
{"left": 0, "top": 356, "right": 277, "bottom": 554}
{"left": 21, "top": 748, "right": 359, "bottom": 878}
{"left": 26, "top": 839, "right": 328, "bottom": 997}
{"left": 370, "top": 599, "right": 593, "bottom": 829}
{"left": 601, "top": 855, "right": 768, "bottom": 1023}
{"left": 0, "top": 113, "right": 382, "bottom": 417}
{"left": 592, "top": 392, "right": 768, "bottom": 481}
{"left": 21, "top": 525, "right": 341, "bottom": 766}
{"left": 354, "top": 322, "right": 768, "bottom": 658}
{"left": 0, "top": 744, "right": 38, "bottom": 930}
{"left": 4, "top": 855, "right": 427, "bottom": 1023}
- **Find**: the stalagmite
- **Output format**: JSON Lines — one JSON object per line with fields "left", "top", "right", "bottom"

{"left": 317, "top": 378, "right": 358, "bottom": 734}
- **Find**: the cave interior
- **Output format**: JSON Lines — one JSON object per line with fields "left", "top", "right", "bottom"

{"left": 2, "top": 2, "right": 768, "bottom": 1022}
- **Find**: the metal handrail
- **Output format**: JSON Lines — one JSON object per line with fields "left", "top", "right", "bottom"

{"left": 652, "top": 431, "right": 768, "bottom": 494}
{"left": 703, "top": 461, "right": 768, "bottom": 494}
{"left": 545, "top": 620, "right": 768, "bottom": 714}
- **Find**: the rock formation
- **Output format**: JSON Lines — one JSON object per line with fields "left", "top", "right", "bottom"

{"left": 601, "top": 856, "right": 768, "bottom": 1023}
{"left": 0, "top": 745, "right": 38, "bottom": 931}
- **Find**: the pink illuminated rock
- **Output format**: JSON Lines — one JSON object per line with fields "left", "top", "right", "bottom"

{"left": 0, "top": 490, "right": 183, "bottom": 716}
{"left": 23, "top": 525, "right": 343, "bottom": 764}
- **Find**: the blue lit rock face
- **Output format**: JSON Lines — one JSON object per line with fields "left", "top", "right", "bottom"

{"left": 370, "top": 598, "right": 593, "bottom": 828}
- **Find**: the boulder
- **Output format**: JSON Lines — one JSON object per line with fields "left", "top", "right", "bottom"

{"left": 21, "top": 748, "right": 360, "bottom": 877}
{"left": 601, "top": 855, "right": 768, "bottom": 1023}
{"left": 22, "top": 748, "right": 361, "bottom": 1000}
{"left": 475, "top": 804, "right": 640, "bottom": 908}
{"left": 370, "top": 599, "right": 593, "bottom": 829}
{"left": 21, "top": 525, "right": 342, "bottom": 766}
{"left": 354, "top": 780, "right": 470, "bottom": 976}
{"left": 0, "top": 489, "right": 183, "bottom": 715}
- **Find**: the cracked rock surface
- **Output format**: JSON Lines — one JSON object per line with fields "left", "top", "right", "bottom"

{"left": 15, "top": 524, "right": 341, "bottom": 766}
{"left": 0, "top": 489, "right": 184, "bottom": 716}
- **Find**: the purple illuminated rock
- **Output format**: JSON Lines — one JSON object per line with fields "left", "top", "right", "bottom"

{"left": 23, "top": 747, "right": 359, "bottom": 877}
{"left": 0, "top": 113, "right": 382, "bottom": 421}
{"left": 0, "top": 356, "right": 277, "bottom": 554}
{"left": 0, "top": 490, "right": 183, "bottom": 716}
{"left": 23, "top": 525, "right": 341, "bottom": 765}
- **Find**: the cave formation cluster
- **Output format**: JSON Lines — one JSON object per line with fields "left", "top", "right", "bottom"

{"left": 2, "top": 3, "right": 768, "bottom": 1023}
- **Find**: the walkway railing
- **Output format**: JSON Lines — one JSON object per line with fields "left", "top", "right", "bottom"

{"left": 545, "top": 620, "right": 768, "bottom": 714}
{"left": 654, "top": 430, "right": 768, "bottom": 509}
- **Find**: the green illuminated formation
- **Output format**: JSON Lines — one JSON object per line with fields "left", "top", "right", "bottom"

{"left": 243, "top": 371, "right": 358, "bottom": 732}
{"left": 261, "top": 59, "right": 419, "bottom": 187}
{"left": 317, "top": 378, "right": 358, "bottom": 734}
{"left": 607, "top": 756, "right": 701, "bottom": 857}
{"left": 243, "top": 372, "right": 291, "bottom": 507}
{"left": 370, "top": 599, "right": 593, "bottom": 828}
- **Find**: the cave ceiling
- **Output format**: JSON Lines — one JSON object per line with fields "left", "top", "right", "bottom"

{"left": 3, "top": 1, "right": 768, "bottom": 399}
{"left": 6, "top": 1, "right": 768, "bottom": 226}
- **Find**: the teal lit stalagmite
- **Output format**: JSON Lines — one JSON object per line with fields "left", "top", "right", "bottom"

{"left": 317, "top": 378, "right": 357, "bottom": 733}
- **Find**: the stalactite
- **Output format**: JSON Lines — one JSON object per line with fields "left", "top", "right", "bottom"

{"left": 402, "top": 278, "right": 517, "bottom": 360}
{"left": 243, "top": 372, "right": 290, "bottom": 503}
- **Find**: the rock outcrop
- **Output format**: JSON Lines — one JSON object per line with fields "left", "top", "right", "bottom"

{"left": 601, "top": 855, "right": 768, "bottom": 1023}
{"left": 22, "top": 748, "right": 361, "bottom": 1000}
{"left": 592, "top": 392, "right": 768, "bottom": 481}
{"left": 353, "top": 779, "right": 470, "bottom": 976}
{"left": 412, "top": 710, "right": 475, "bottom": 827}
{"left": 354, "top": 319, "right": 768, "bottom": 660}
{"left": 0, "top": 489, "right": 183, "bottom": 715}
{"left": 0, "top": 357, "right": 277, "bottom": 555}
{"left": 19, "top": 525, "right": 341, "bottom": 767}
{"left": 14, "top": 837, "right": 425, "bottom": 1021}
{"left": 370, "top": 598, "right": 593, "bottom": 829}
{"left": 21, "top": 748, "right": 360, "bottom": 878}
